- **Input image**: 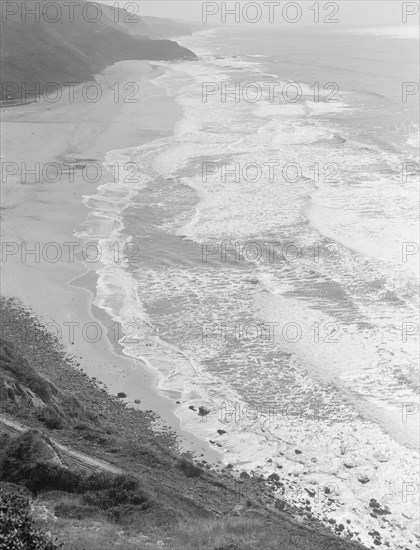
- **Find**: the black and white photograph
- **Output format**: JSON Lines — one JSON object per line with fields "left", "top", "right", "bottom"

{"left": 0, "top": 1, "right": 419, "bottom": 549}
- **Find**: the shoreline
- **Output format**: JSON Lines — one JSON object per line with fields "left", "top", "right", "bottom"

{"left": 0, "top": 59, "right": 222, "bottom": 463}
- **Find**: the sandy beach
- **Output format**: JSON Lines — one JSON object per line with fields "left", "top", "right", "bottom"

{"left": 0, "top": 59, "right": 222, "bottom": 463}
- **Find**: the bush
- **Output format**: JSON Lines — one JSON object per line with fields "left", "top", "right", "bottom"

{"left": 1, "top": 433, "right": 153, "bottom": 524}
{"left": 178, "top": 458, "right": 202, "bottom": 478}
{"left": 27, "top": 462, "right": 81, "bottom": 495}
{"left": 0, "top": 489, "right": 62, "bottom": 549}
{"left": 36, "top": 406, "right": 64, "bottom": 429}
{"left": 82, "top": 474, "right": 150, "bottom": 511}
{"left": 0, "top": 431, "right": 81, "bottom": 494}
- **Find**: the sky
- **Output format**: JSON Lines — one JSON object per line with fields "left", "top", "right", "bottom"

{"left": 97, "top": 0, "right": 420, "bottom": 27}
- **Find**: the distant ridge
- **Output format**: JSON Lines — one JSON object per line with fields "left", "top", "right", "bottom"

{"left": 0, "top": 0, "right": 197, "bottom": 101}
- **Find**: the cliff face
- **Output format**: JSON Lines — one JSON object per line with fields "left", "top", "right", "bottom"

{"left": 0, "top": 0, "right": 197, "bottom": 100}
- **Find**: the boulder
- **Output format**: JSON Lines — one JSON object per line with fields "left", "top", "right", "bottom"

{"left": 357, "top": 474, "right": 370, "bottom": 484}
{"left": 274, "top": 499, "right": 286, "bottom": 511}
{"left": 369, "top": 499, "right": 391, "bottom": 515}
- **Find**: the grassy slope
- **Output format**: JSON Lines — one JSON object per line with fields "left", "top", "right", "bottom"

{"left": 0, "top": 297, "right": 370, "bottom": 550}
{"left": 0, "top": 0, "right": 196, "bottom": 100}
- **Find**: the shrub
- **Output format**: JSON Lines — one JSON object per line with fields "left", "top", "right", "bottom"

{"left": 178, "top": 458, "right": 202, "bottom": 478}
{"left": 0, "top": 489, "right": 62, "bottom": 549}
{"left": 83, "top": 474, "right": 150, "bottom": 511}
{"left": 1, "top": 433, "right": 153, "bottom": 524}
{"left": 28, "top": 462, "right": 81, "bottom": 495}
{"left": 36, "top": 406, "right": 64, "bottom": 429}
{"left": 0, "top": 431, "right": 81, "bottom": 494}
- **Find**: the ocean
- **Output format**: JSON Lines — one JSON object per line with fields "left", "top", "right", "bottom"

{"left": 78, "top": 26, "right": 419, "bottom": 549}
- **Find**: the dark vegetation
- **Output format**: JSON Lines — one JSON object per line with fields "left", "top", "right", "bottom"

{"left": 0, "top": 488, "right": 62, "bottom": 549}
{"left": 178, "top": 457, "right": 203, "bottom": 478}
{"left": 0, "top": 430, "right": 154, "bottom": 524}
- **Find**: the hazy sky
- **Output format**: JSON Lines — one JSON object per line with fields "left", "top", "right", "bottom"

{"left": 98, "top": 1, "right": 420, "bottom": 27}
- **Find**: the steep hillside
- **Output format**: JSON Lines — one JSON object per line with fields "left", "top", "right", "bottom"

{"left": 0, "top": 297, "right": 370, "bottom": 550}
{"left": 0, "top": 0, "right": 196, "bottom": 100}
{"left": 0, "top": 339, "right": 89, "bottom": 430}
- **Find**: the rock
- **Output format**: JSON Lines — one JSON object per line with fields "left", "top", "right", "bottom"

{"left": 357, "top": 474, "right": 370, "bottom": 484}
{"left": 176, "top": 401, "right": 181, "bottom": 404}
{"left": 134, "top": 399, "right": 141, "bottom": 404}
{"left": 226, "top": 463, "right": 233, "bottom": 469}
{"left": 268, "top": 473, "right": 280, "bottom": 482}
{"left": 240, "top": 471, "right": 250, "bottom": 479}
{"left": 198, "top": 406, "right": 210, "bottom": 416}
{"left": 295, "top": 449, "right": 302, "bottom": 454}
{"left": 275, "top": 499, "right": 286, "bottom": 511}
{"left": 369, "top": 499, "right": 391, "bottom": 515}
{"left": 217, "top": 429, "right": 227, "bottom": 435}
{"left": 375, "top": 452, "right": 389, "bottom": 463}
{"left": 305, "top": 488, "right": 316, "bottom": 497}
{"left": 189, "top": 405, "right": 197, "bottom": 411}
{"left": 117, "top": 392, "right": 127, "bottom": 398}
